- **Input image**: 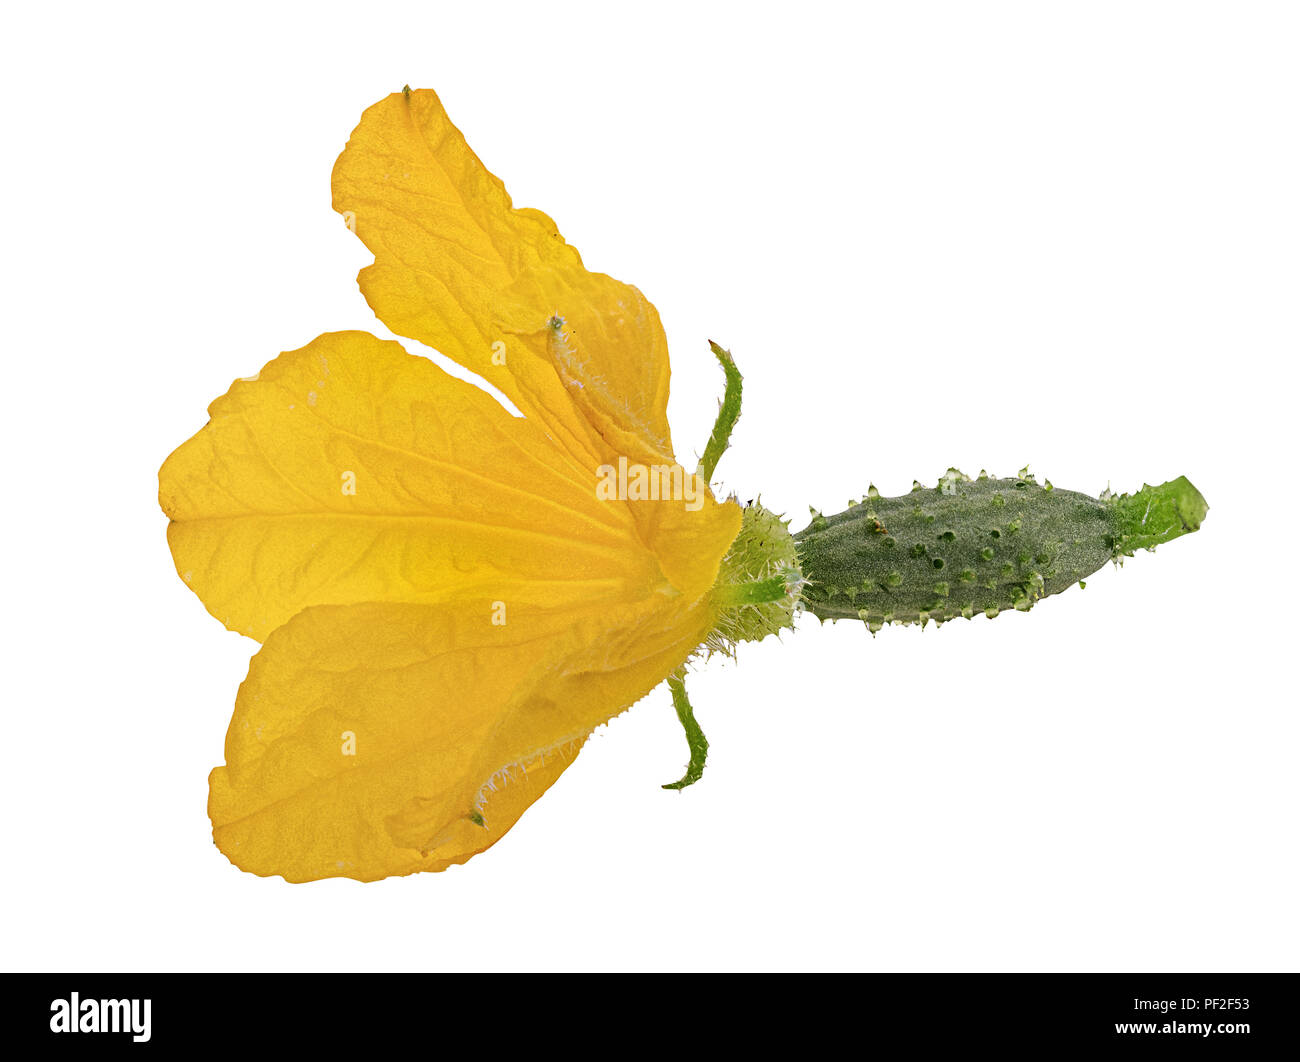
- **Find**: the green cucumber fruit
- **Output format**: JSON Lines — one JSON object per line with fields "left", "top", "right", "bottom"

{"left": 794, "top": 469, "right": 1207, "bottom": 631}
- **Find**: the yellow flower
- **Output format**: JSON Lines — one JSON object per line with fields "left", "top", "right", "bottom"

{"left": 159, "top": 89, "right": 744, "bottom": 881}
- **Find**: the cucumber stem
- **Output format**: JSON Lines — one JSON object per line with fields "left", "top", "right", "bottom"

{"left": 1110, "top": 476, "right": 1208, "bottom": 555}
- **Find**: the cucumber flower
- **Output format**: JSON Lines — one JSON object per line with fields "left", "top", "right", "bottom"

{"left": 161, "top": 88, "right": 1205, "bottom": 883}
{"left": 160, "top": 89, "right": 790, "bottom": 882}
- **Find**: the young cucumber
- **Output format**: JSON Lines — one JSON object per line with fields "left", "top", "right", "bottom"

{"left": 794, "top": 469, "right": 1207, "bottom": 631}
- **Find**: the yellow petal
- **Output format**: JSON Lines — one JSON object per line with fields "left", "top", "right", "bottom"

{"left": 495, "top": 261, "right": 673, "bottom": 460}
{"left": 159, "top": 331, "right": 663, "bottom": 642}
{"left": 209, "top": 597, "right": 715, "bottom": 882}
{"left": 331, "top": 89, "right": 674, "bottom": 462}
{"left": 330, "top": 89, "right": 580, "bottom": 418}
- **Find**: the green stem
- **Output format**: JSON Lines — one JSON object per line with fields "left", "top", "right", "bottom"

{"left": 662, "top": 669, "right": 709, "bottom": 791}
{"left": 1110, "top": 476, "right": 1209, "bottom": 555}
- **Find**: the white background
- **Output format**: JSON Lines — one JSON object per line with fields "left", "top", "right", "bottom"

{"left": 3, "top": 1, "right": 1296, "bottom": 972}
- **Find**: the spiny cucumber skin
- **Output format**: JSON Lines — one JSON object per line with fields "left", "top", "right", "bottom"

{"left": 707, "top": 503, "right": 801, "bottom": 652}
{"left": 793, "top": 472, "right": 1205, "bottom": 630}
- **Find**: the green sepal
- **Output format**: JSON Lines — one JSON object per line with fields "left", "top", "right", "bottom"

{"left": 662, "top": 670, "right": 708, "bottom": 791}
